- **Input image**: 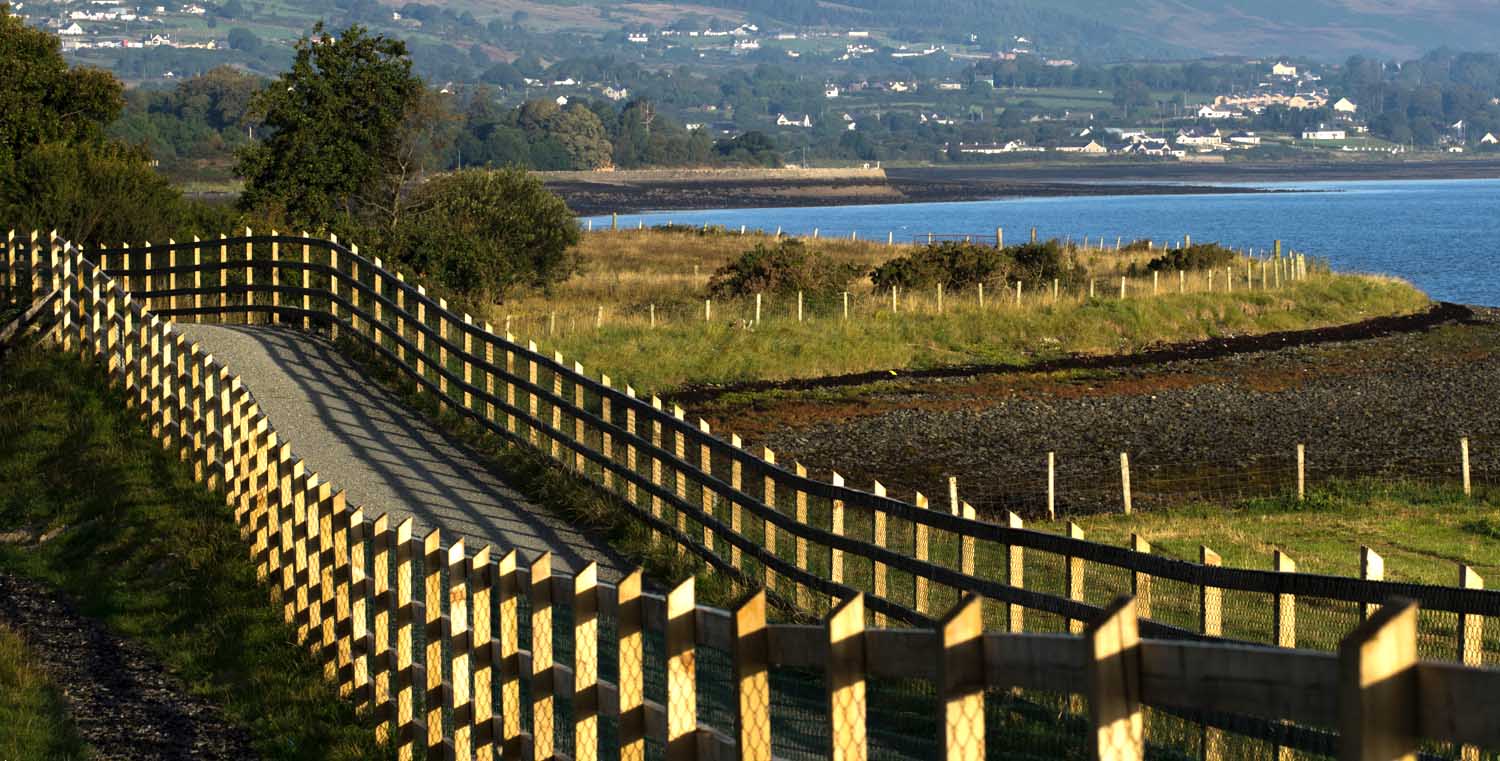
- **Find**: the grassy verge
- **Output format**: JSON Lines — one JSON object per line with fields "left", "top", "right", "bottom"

{"left": 0, "top": 623, "right": 89, "bottom": 761}
{"left": 1051, "top": 479, "right": 1500, "bottom": 587}
{"left": 0, "top": 342, "right": 389, "bottom": 761}
{"left": 487, "top": 230, "right": 1430, "bottom": 394}
{"left": 547, "top": 273, "right": 1428, "bottom": 393}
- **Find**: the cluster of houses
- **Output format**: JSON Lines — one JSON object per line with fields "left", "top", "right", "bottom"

{"left": 41, "top": 0, "right": 219, "bottom": 49}
{"left": 955, "top": 126, "right": 1272, "bottom": 158}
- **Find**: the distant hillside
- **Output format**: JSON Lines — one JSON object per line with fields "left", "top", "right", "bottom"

{"left": 995, "top": 0, "right": 1500, "bottom": 60}
{"left": 470, "top": 0, "right": 1500, "bottom": 61}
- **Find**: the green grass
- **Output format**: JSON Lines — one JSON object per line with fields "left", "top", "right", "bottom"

{"left": 0, "top": 342, "right": 390, "bottom": 761}
{"left": 1055, "top": 479, "right": 1500, "bottom": 587}
{"left": 544, "top": 272, "right": 1429, "bottom": 394}
{"left": 0, "top": 624, "right": 90, "bottom": 761}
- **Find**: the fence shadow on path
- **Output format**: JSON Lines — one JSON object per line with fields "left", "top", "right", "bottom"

{"left": 179, "top": 322, "right": 631, "bottom": 581}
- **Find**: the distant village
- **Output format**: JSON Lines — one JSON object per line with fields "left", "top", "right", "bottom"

{"left": 14, "top": 1, "right": 1500, "bottom": 160}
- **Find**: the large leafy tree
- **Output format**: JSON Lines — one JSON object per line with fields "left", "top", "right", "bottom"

{"left": 0, "top": 5, "right": 122, "bottom": 170}
{"left": 236, "top": 23, "right": 423, "bottom": 228}
{"left": 0, "top": 4, "right": 189, "bottom": 243}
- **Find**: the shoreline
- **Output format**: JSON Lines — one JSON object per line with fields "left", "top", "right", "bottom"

{"left": 547, "top": 157, "right": 1500, "bottom": 215}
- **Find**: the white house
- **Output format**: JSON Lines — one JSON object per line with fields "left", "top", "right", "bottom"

{"left": 776, "top": 113, "right": 813, "bottom": 128}
{"left": 936, "top": 81, "right": 963, "bottom": 91}
{"left": 824, "top": 84, "right": 840, "bottom": 98}
{"left": 1196, "top": 104, "right": 1234, "bottom": 120}
{"left": 1332, "top": 97, "right": 1358, "bottom": 113}
{"left": 1479, "top": 133, "right": 1498, "bottom": 145}
{"left": 1176, "top": 128, "right": 1222, "bottom": 147}
{"left": 1272, "top": 62, "right": 1298, "bottom": 77}
{"left": 59, "top": 22, "right": 84, "bottom": 35}
{"left": 847, "top": 30, "right": 870, "bottom": 38}
{"left": 1056, "top": 140, "right": 1107, "bottom": 154}
{"left": 1302, "top": 127, "right": 1346, "bottom": 140}
{"left": 1228, "top": 131, "right": 1261, "bottom": 145}
{"left": 627, "top": 33, "right": 648, "bottom": 43}
{"left": 601, "top": 86, "right": 629, "bottom": 101}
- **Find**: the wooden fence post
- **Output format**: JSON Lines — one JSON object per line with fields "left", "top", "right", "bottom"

{"left": 1461, "top": 437, "right": 1472, "bottom": 497}
{"left": 939, "top": 595, "right": 985, "bottom": 761}
{"left": 531, "top": 553, "right": 555, "bottom": 761}
{"left": 472, "top": 546, "right": 494, "bottom": 761}
{"left": 498, "top": 551, "right": 522, "bottom": 761}
{"left": 667, "top": 578, "right": 699, "bottom": 761}
{"left": 1067, "top": 523, "right": 1086, "bottom": 635}
{"left": 701, "top": 420, "right": 715, "bottom": 553}
{"left": 1120, "top": 453, "right": 1132, "bottom": 515}
{"left": 763, "top": 448, "right": 779, "bottom": 595}
{"left": 450, "top": 541, "right": 473, "bottom": 761}
{"left": 1338, "top": 599, "right": 1419, "bottom": 761}
{"left": 1297, "top": 444, "right": 1306, "bottom": 501}
{"left": 1199, "top": 546, "right": 1224, "bottom": 761}
{"left": 424, "top": 530, "right": 445, "bottom": 761}
{"left": 915, "top": 492, "right": 931, "bottom": 616}
{"left": 959, "top": 503, "right": 976, "bottom": 577}
{"left": 734, "top": 591, "right": 771, "bottom": 761}
{"left": 795, "top": 462, "right": 810, "bottom": 609}
{"left": 349, "top": 506, "right": 370, "bottom": 708}
{"left": 395, "top": 518, "right": 416, "bottom": 761}
{"left": 1006, "top": 512, "right": 1024, "bottom": 633}
{"left": 1274, "top": 549, "right": 1297, "bottom": 648}
{"left": 831, "top": 473, "right": 846, "bottom": 585}
{"left": 728, "top": 435, "right": 744, "bottom": 572}
{"left": 872, "top": 482, "right": 888, "bottom": 627}
{"left": 1360, "top": 547, "right": 1384, "bottom": 620}
{"left": 619, "top": 569, "right": 645, "bottom": 761}
{"left": 1130, "top": 535, "right": 1151, "bottom": 620}
{"left": 370, "top": 513, "right": 392, "bottom": 743}
{"left": 1457, "top": 565, "right": 1485, "bottom": 761}
{"left": 574, "top": 563, "right": 599, "bottom": 761}
{"left": 826, "top": 594, "right": 867, "bottom": 761}
{"left": 1086, "top": 597, "right": 1143, "bottom": 761}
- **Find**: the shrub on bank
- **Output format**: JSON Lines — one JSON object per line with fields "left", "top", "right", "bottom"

{"left": 1142, "top": 242, "right": 1239, "bottom": 273}
{"left": 870, "top": 240, "right": 1080, "bottom": 291}
{"left": 707, "top": 239, "right": 865, "bottom": 298}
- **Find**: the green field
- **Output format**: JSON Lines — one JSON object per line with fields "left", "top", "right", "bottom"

{"left": 0, "top": 343, "right": 390, "bottom": 761}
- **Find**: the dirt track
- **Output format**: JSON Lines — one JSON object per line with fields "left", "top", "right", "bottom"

{"left": 0, "top": 572, "right": 255, "bottom": 760}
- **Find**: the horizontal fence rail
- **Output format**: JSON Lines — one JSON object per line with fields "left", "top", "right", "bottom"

{"left": 4, "top": 231, "right": 1498, "bottom": 656}
{"left": 5, "top": 240, "right": 1500, "bottom": 761}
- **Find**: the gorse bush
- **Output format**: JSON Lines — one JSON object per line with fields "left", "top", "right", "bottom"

{"left": 706, "top": 239, "right": 865, "bottom": 298}
{"left": 870, "top": 240, "right": 1080, "bottom": 291}
{"left": 1142, "top": 242, "right": 1239, "bottom": 273}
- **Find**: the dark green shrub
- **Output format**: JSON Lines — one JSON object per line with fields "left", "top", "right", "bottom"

{"left": 707, "top": 239, "right": 864, "bottom": 298}
{"left": 1144, "top": 242, "right": 1239, "bottom": 272}
{"left": 1009, "top": 240, "right": 1083, "bottom": 284}
{"left": 1121, "top": 238, "right": 1154, "bottom": 252}
{"left": 870, "top": 241, "right": 1008, "bottom": 291}
{"left": 394, "top": 167, "right": 580, "bottom": 303}
{"left": 870, "top": 240, "right": 1079, "bottom": 291}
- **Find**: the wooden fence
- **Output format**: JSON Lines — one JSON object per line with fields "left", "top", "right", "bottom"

{"left": 3, "top": 230, "right": 1497, "bottom": 651}
{"left": 5, "top": 241, "right": 1500, "bottom": 760}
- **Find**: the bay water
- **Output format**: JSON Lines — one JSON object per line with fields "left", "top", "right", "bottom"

{"left": 582, "top": 178, "right": 1500, "bottom": 305}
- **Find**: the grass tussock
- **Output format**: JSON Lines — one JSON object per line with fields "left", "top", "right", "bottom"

{"left": 0, "top": 623, "right": 88, "bottom": 761}
{"left": 488, "top": 230, "right": 1430, "bottom": 394}
{"left": 0, "top": 343, "right": 389, "bottom": 761}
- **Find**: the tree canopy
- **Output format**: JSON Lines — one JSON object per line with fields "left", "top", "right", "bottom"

{"left": 236, "top": 23, "right": 423, "bottom": 228}
{"left": 0, "top": 5, "right": 122, "bottom": 170}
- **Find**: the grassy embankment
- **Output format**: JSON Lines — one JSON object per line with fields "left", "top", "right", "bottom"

{"left": 0, "top": 342, "right": 389, "bottom": 761}
{"left": 0, "top": 624, "right": 89, "bottom": 760}
{"left": 493, "top": 228, "right": 1431, "bottom": 394}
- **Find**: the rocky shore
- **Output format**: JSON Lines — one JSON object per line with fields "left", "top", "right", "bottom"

{"left": 696, "top": 304, "right": 1500, "bottom": 519}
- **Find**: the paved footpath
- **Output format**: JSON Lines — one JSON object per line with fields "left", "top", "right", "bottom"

{"left": 175, "top": 323, "right": 629, "bottom": 581}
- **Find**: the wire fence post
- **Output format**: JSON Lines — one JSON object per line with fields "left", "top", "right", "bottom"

{"left": 939, "top": 595, "right": 985, "bottom": 761}
{"left": 1360, "top": 547, "right": 1384, "bottom": 621}
{"left": 826, "top": 594, "right": 867, "bottom": 761}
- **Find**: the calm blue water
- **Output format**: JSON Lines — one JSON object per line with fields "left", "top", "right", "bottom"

{"left": 582, "top": 178, "right": 1500, "bottom": 305}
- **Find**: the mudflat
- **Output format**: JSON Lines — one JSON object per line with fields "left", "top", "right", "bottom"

{"left": 544, "top": 157, "right": 1500, "bottom": 215}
